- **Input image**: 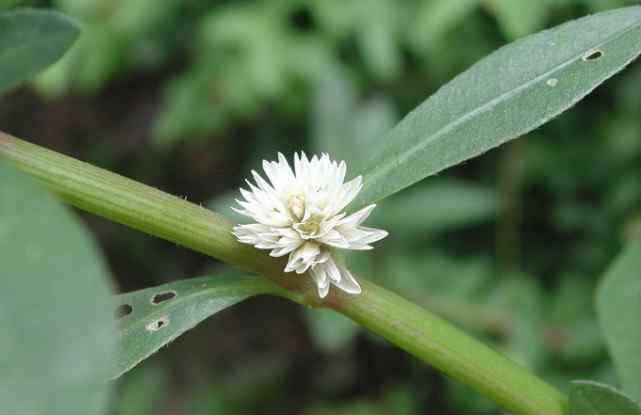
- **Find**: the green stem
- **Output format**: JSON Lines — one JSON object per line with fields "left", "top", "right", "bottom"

{"left": 0, "top": 132, "right": 279, "bottom": 275}
{"left": 331, "top": 280, "right": 567, "bottom": 415}
{"left": 0, "top": 132, "right": 568, "bottom": 415}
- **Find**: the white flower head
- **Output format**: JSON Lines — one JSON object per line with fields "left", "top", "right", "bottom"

{"left": 232, "top": 152, "right": 388, "bottom": 298}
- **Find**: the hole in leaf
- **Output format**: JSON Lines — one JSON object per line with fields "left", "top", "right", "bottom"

{"left": 146, "top": 316, "right": 169, "bottom": 332}
{"left": 583, "top": 49, "right": 603, "bottom": 61}
{"left": 115, "top": 304, "right": 133, "bottom": 319}
{"left": 151, "top": 291, "right": 176, "bottom": 305}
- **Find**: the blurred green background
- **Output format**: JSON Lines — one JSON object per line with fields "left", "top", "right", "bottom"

{"left": 2, "top": 0, "right": 641, "bottom": 413}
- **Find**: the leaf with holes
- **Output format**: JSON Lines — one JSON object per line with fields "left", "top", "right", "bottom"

{"left": 0, "top": 163, "right": 115, "bottom": 414}
{"left": 0, "top": 8, "right": 80, "bottom": 94}
{"left": 351, "top": 6, "right": 641, "bottom": 210}
{"left": 570, "top": 381, "right": 641, "bottom": 415}
{"left": 112, "top": 274, "right": 288, "bottom": 378}
{"left": 596, "top": 240, "right": 641, "bottom": 401}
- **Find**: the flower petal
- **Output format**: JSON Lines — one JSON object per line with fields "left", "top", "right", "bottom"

{"left": 332, "top": 265, "right": 361, "bottom": 295}
{"left": 285, "top": 241, "right": 321, "bottom": 274}
{"left": 310, "top": 265, "right": 330, "bottom": 298}
{"left": 339, "top": 204, "right": 376, "bottom": 228}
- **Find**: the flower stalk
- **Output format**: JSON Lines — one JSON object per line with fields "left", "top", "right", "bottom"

{"left": 0, "top": 131, "right": 568, "bottom": 415}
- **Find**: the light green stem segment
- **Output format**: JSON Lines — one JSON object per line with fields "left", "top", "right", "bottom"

{"left": 335, "top": 280, "right": 567, "bottom": 415}
{"left": 0, "top": 132, "right": 568, "bottom": 415}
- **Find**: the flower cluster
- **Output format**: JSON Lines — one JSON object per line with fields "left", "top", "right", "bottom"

{"left": 232, "top": 152, "right": 388, "bottom": 298}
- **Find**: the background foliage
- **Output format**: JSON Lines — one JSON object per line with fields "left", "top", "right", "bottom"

{"left": 2, "top": 0, "right": 641, "bottom": 414}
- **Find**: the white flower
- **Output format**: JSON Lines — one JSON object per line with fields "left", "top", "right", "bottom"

{"left": 232, "top": 152, "right": 388, "bottom": 298}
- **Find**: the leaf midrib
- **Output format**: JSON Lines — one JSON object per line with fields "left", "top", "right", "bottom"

{"left": 362, "top": 14, "right": 641, "bottom": 195}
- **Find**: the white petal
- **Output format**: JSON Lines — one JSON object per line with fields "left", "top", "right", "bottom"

{"left": 251, "top": 170, "right": 275, "bottom": 193}
{"left": 334, "top": 224, "right": 388, "bottom": 249}
{"left": 350, "top": 226, "right": 389, "bottom": 245}
{"left": 273, "top": 227, "right": 300, "bottom": 239}
{"left": 336, "top": 161, "right": 346, "bottom": 186}
{"left": 285, "top": 241, "right": 321, "bottom": 274}
{"left": 269, "top": 239, "right": 303, "bottom": 257}
{"left": 339, "top": 204, "right": 376, "bottom": 228}
{"left": 262, "top": 160, "right": 282, "bottom": 190}
{"left": 310, "top": 265, "right": 330, "bottom": 298}
{"left": 316, "top": 249, "right": 331, "bottom": 263}
{"left": 318, "top": 229, "right": 351, "bottom": 249}
{"left": 332, "top": 265, "right": 361, "bottom": 295}
{"left": 323, "top": 257, "right": 342, "bottom": 282}
{"left": 232, "top": 152, "right": 388, "bottom": 277}
{"left": 330, "top": 176, "right": 363, "bottom": 215}
{"left": 233, "top": 224, "right": 280, "bottom": 249}
{"left": 294, "top": 151, "right": 309, "bottom": 181}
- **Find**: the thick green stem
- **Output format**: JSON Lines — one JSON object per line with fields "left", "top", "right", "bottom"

{"left": 330, "top": 280, "right": 567, "bottom": 415}
{"left": 0, "top": 132, "right": 279, "bottom": 274}
{"left": 0, "top": 132, "right": 568, "bottom": 415}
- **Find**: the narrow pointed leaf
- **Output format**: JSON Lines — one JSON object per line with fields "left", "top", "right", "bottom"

{"left": 112, "top": 274, "right": 287, "bottom": 378}
{"left": 596, "top": 240, "right": 641, "bottom": 401}
{"left": 0, "top": 8, "right": 80, "bottom": 94}
{"left": 353, "top": 6, "right": 641, "bottom": 209}
{"left": 570, "top": 381, "right": 641, "bottom": 415}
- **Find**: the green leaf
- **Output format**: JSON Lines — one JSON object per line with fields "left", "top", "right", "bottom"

{"left": 353, "top": 6, "right": 641, "bottom": 210}
{"left": 596, "top": 240, "right": 641, "bottom": 401}
{"left": 0, "top": 163, "right": 115, "bottom": 414}
{"left": 569, "top": 381, "right": 641, "bottom": 415}
{"left": 112, "top": 274, "right": 286, "bottom": 378}
{"left": 0, "top": 8, "right": 80, "bottom": 94}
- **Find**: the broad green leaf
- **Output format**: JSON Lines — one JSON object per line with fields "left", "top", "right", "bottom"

{"left": 112, "top": 274, "right": 286, "bottom": 378}
{"left": 0, "top": 163, "right": 115, "bottom": 414}
{"left": 596, "top": 240, "right": 641, "bottom": 401}
{"left": 353, "top": 6, "right": 641, "bottom": 210}
{"left": 569, "top": 381, "right": 641, "bottom": 415}
{"left": 0, "top": 8, "right": 80, "bottom": 94}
